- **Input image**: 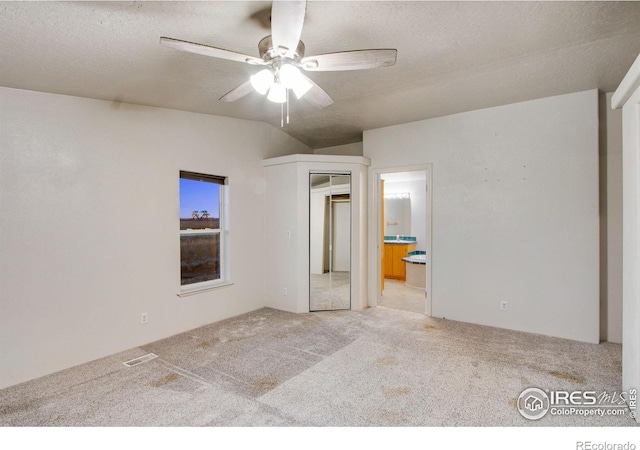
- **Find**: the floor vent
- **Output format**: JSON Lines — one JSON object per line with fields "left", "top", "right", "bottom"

{"left": 123, "top": 353, "right": 158, "bottom": 367}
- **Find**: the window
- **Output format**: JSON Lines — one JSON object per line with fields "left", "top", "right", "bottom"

{"left": 179, "top": 171, "right": 228, "bottom": 293}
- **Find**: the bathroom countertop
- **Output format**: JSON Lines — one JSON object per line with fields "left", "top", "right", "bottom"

{"left": 384, "top": 240, "right": 417, "bottom": 244}
{"left": 402, "top": 256, "right": 426, "bottom": 264}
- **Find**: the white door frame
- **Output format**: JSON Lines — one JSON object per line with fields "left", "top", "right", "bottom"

{"left": 611, "top": 52, "right": 640, "bottom": 423}
{"left": 368, "top": 164, "right": 433, "bottom": 315}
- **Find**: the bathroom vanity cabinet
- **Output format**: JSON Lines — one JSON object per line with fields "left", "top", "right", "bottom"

{"left": 384, "top": 242, "right": 416, "bottom": 280}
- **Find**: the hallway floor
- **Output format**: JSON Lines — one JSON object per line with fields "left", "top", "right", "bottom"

{"left": 379, "top": 279, "right": 425, "bottom": 314}
{"left": 0, "top": 306, "right": 634, "bottom": 427}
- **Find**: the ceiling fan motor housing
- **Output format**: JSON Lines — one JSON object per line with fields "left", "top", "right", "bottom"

{"left": 258, "top": 35, "right": 305, "bottom": 64}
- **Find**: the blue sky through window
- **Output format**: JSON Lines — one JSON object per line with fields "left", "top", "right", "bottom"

{"left": 179, "top": 178, "right": 220, "bottom": 219}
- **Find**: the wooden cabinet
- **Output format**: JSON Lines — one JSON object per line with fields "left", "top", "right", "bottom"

{"left": 384, "top": 244, "right": 394, "bottom": 279}
{"left": 384, "top": 243, "right": 416, "bottom": 280}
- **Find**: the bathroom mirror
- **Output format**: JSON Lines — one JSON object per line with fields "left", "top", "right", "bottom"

{"left": 384, "top": 195, "right": 411, "bottom": 237}
{"left": 309, "top": 173, "right": 351, "bottom": 311}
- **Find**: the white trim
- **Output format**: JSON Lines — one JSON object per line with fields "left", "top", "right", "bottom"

{"left": 612, "top": 52, "right": 640, "bottom": 110}
{"left": 425, "top": 166, "right": 433, "bottom": 316}
{"left": 180, "top": 228, "right": 221, "bottom": 235}
{"left": 611, "top": 50, "right": 640, "bottom": 420}
{"left": 179, "top": 172, "right": 229, "bottom": 291}
{"left": 263, "top": 153, "right": 371, "bottom": 167}
{"left": 619, "top": 87, "right": 640, "bottom": 423}
{"left": 221, "top": 180, "right": 231, "bottom": 284}
{"left": 178, "top": 281, "right": 235, "bottom": 297}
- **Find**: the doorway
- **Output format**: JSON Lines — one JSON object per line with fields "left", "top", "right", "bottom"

{"left": 373, "top": 166, "right": 432, "bottom": 315}
{"left": 309, "top": 173, "right": 352, "bottom": 311}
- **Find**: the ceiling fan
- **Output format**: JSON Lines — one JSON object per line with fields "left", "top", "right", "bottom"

{"left": 160, "top": 0, "right": 397, "bottom": 110}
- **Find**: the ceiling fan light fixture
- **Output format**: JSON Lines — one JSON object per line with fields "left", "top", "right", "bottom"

{"left": 267, "top": 82, "right": 287, "bottom": 103}
{"left": 250, "top": 69, "right": 274, "bottom": 95}
{"left": 279, "top": 64, "right": 312, "bottom": 99}
{"left": 161, "top": 0, "right": 396, "bottom": 111}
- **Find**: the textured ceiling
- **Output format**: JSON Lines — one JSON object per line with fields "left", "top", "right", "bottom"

{"left": 1, "top": 1, "right": 640, "bottom": 149}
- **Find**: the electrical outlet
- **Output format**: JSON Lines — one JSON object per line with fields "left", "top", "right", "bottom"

{"left": 283, "top": 287, "right": 288, "bottom": 296}
{"left": 141, "top": 313, "right": 148, "bottom": 324}
{"left": 286, "top": 231, "right": 291, "bottom": 239}
{"left": 500, "top": 301, "right": 508, "bottom": 311}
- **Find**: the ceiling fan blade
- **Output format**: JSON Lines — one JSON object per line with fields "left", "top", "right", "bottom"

{"left": 160, "top": 37, "right": 264, "bottom": 65}
{"left": 300, "top": 75, "right": 333, "bottom": 109}
{"left": 271, "top": 0, "right": 306, "bottom": 57}
{"left": 301, "top": 49, "right": 397, "bottom": 71}
{"left": 219, "top": 80, "right": 255, "bottom": 102}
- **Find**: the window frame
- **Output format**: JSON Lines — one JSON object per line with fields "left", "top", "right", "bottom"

{"left": 178, "top": 171, "right": 231, "bottom": 296}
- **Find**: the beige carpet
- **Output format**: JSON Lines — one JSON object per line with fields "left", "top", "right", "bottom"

{"left": 0, "top": 306, "right": 635, "bottom": 427}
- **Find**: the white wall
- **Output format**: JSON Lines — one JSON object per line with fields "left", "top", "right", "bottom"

{"left": 383, "top": 178, "right": 427, "bottom": 251}
{"left": 0, "top": 87, "right": 310, "bottom": 389}
{"left": 314, "top": 142, "right": 363, "bottom": 157}
{"left": 365, "top": 90, "right": 600, "bottom": 343}
{"left": 600, "top": 92, "right": 623, "bottom": 343}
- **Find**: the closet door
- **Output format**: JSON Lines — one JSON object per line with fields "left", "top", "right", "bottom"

{"left": 309, "top": 173, "right": 351, "bottom": 311}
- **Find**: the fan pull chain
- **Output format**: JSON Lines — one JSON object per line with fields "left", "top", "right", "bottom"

{"left": 286, "top": 89, "right": 290, "bottom": 124}
{"left": 280, "top": 102, "right": 284, "bottom": 128}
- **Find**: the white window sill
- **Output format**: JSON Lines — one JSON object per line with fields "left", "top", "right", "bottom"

{"left": 177, "top": 281, "right": 234, "bottom": 297}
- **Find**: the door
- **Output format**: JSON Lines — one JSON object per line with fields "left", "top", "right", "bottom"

{"left": 309, "top": 173, "right": 351, "bottom": 311}
{"left": 376, "top": 167, "right": 432, "bottom": 315}
{"left": 380, "top": 179, "right": 385, "bottom": 293}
